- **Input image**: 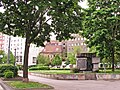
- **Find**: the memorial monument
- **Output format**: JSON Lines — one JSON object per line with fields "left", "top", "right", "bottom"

{"left": 76, "top": 53, "right": 100, "bottom": 72}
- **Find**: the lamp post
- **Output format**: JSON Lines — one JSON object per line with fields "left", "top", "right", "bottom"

{"left": 14, "top": 48, "right": 16, "bottom": 78}
{"left": 7, "top": 36, "right": 11, "bottom": 64}
{"left": 14, "top": 48, "right": 16, "bottom": 66}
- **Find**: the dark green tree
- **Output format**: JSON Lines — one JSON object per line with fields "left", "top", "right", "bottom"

{"left": 51, "top": 54, "right": 62, "bottom": 67}
{"left": 81, "top": 0, "right": 120, "bottom": 72}
{"left": 0, "top": 0, "right": 83, "bottom": 81}
{"left": 37, "top": 54, "right": 50, "bottom": 66}
{"left": 67, "top": 53, "right": 76, "bottom": 65}
{"left": 0, "top": 50, "right": 15, "bottom": 64}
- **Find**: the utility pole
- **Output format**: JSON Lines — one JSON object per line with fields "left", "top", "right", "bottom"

{"left": 7, "top": 36, "right": 11, "bottom": 64}
{"left": 14, "top": 48, "right": 16, "bottom": 66}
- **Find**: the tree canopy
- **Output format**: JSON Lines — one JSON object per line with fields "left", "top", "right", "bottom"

{"left": 0, "top": 50, "right": 15, "bottom": 64}
{"left": 51, "top": 54, "right": 62, "bottom": 67}
{"left": 81, "top": 0, "right": 120, "bottom": 71}
{"left": 36, "top": 54, "right": 50, "bottom": 66}
{"left": 0, "top": 0, "right": 83, "bottom": 80}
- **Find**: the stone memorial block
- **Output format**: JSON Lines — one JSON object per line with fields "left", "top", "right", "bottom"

{"left": 76, "top": 58, "right": 87, "bottom": 70}
{"left": 92, "top": 57, "right": 100, "bottom": 64}
{"left": 92, "top": 57, "right": 100, "bottom": 71}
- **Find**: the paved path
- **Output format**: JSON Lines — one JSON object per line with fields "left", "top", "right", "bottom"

{"left": 0, "top": 85, "right": 3, "bottom": 90}
{"left": 23, "top": 74, "right": 120, "bottom": 90}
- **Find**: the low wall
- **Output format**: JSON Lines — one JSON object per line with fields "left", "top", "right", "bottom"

{"left": 29, "top": 73, "right": 120, "bottom": 80}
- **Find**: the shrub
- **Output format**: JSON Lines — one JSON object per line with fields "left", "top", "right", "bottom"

{"left": 29, "top": 66, "right": 50, "bottom": 70}
{"left": 51, "top": 55, "right": 62, "bottom": 67}
{"left": 4, "top": 70, "right": 14, "bottom": 78}
{"left": 38, "top": 66, "right": 50, "bottom": 70}
{"left": 28, "top": 65, "right": 37, "bottom": 68}
{"left": 50, "top": 68, "right": 70, "bottom": 70}
{"left": 0, "top": 73, "right": 4, "bottom": 77}
{"left": 17, "top": 64, "right": 23, "bottom": 70}
{"left": 29, "top": 67, "right": 40, "bottom": 70}
{"left": 0, "top": 64, "right": 18, "bottom": 77}
{"left": 71, "top": 68, "right": 79, "bottom": 73}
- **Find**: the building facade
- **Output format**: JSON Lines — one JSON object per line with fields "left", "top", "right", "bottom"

{"left": 65, "top": 34, "right": 89, "bottom": 54}
{"left": 40, "top": 41, "right": 64, "bottom": 60}
{"left": 41, "top": 34, "right": 89, "bottom": 59}
{"left": 0, "top": 33, "right": 42, "bottom": 66}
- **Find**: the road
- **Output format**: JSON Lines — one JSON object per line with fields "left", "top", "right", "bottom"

{"left": 23, "top": 74, "right": 120, "bottom": 90}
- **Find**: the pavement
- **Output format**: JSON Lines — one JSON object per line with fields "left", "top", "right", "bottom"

{"left": 1, "top": 73, "right": 120, "bottom": 90}
{"left": 26, "top": 74, "right": 120, "bottom": 90}
{"left": 0, "top": 79, "right": 12, "bottom": 90}
{"left": 0, "top": 85, "right": 3, "bottom": 90}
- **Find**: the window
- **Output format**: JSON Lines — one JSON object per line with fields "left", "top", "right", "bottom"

{"left": 20, "top": 56, "right": 22, "bottom": 62}
{"left": 16, "top": 56, "right": 19, "bottom": 62}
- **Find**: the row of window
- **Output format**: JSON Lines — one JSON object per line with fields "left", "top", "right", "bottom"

{"left": 68, "top": 37, "right": 86, "bottom": 41}
{"left": 68, "top": 42, "right": 86, "bottom": 46}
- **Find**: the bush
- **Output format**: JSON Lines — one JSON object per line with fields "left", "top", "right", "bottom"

{"left": 50, "top": 68, "right": 70, "bottom": 70}
{"left": 4, "top": 70, "right": 14, "bottom": 78}
{"left": 0, "top": 64, "right": 18, "bottom": 77}
{"left": 71, "top": 68, "right": 79, "bottom": 73}
{"left": 38, "top": 66, "right": 50, "bottom": 70}
{"left": 29, "top": 66, "right": 50, "bottom": 70}
{"left": 17, "top": 64, "right": 23, "bottom": 70}
{"left": 29, "top": 67, "right": 40, "bottom": 70}
{"left": 0, "top": 73, "right": 4, "bottom": 77}
{"left": 28, "top": 65, "right": 37, "bottom": 68}
{"left": 51, "top": 55, "right": 62, "bottom": 67}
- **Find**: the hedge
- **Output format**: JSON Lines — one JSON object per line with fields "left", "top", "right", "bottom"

{"left": 50, "top": 68, "right": 70, "bottom": 70}
{"left": 0, "top": 64, "right": 18, "bottom": 77}
{"left": 29, "top": 66, "right": 50, "bottom": 70}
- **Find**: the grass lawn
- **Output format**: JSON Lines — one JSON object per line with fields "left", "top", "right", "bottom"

{"left": 6, "top": 81, "right": 53, "bottom": 89}
{"left": 30, "top": 70, "right": 73, "bottom": 74}
{"left": 98, "top": 69, "right": 120, "bottom": 74}
{"left": 30, "top": 69, "right": 120, "bottom": 74}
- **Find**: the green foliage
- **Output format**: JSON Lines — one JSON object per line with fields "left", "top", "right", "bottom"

{"left": 0, "top": 50, "right": 15, "bottom": 64}
{"left": 81, "top": 0, "right": 120, "bottom": 71}
{"left": 71, "top": 68, "right": 79, "bottom": 73}
{"left": 37, "top": 55, "right": 50, "bottom": 66}
{"left": 67, "top": 53, "right": 76, "bottom": 65}
{"left": 51, "top": 55, "right": 62, "bottom": 67}
{"left": 29, "top": 66, "right": 50, "bottom": 70}
{"left": 50, "top": 68, "right": 70, "bottom": 70}
{"left": 4, "top": 70, "right": 14, "bottom": 78}
{"left": 0, "top": 0, "right": 83, "bottom": 78}
{"left": 17, "top": 64, "right": 23, "bottom": 70}
{"left": 73, "top": 46, "right": 82, "bottom": 54}
{"left": 64, "top": 59, "right": 70, "bottom": 65}
{"left": 0, "top": 64, "right": 18, "bottom": 77}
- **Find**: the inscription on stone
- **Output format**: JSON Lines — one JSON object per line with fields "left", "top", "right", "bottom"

{"left": 76, "top": 58, "right": 87, "bottom": 70}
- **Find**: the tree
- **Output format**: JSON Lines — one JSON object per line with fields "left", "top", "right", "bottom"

{"left": 81, "top": 0, "right": 120, "bottom": 72}
{"left": 0, "top": 50, "right": 15, "bottom": 64}
{"left": 73, "top": 46, "right": 82, "bottom": 54}
{"left": 37, "top": 54, "right": 50, "bottom": 66}
{"left": 51, "top": 54, "right": 62, "bottom": 67}
{"left": 0, "top": 0, "right": 83, "bottom": 81}
{"left": 67, "top": 53, "right": 76, "bottom": 65}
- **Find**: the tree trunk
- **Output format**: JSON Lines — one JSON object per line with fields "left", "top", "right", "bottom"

{"left": 111, "top": 47, "right": 115, "bottom": 72}
{"left": 23, "top": 37, "right": 30, "bottom": 82}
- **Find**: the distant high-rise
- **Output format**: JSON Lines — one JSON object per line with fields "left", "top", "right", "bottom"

{"left": 0, "top": 33, "right": 42, "bottom": 66}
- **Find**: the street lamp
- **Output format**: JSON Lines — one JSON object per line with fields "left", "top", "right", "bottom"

{"left": 14, "top": 48, "right": 16, "bottom": 66}
{"left": 14, "top": 48, "right": 17, "bottom": 78}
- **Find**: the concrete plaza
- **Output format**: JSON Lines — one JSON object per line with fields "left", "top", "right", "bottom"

{"left": 28, "top": 75, "right": 120, "bottom": 90}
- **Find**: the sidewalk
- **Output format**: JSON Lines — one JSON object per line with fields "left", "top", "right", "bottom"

{"left": 0, "top": 79, "right": 12, "bottom": 90}
{"left": 0, "top": 85, "right": 3, "bottom": 90}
